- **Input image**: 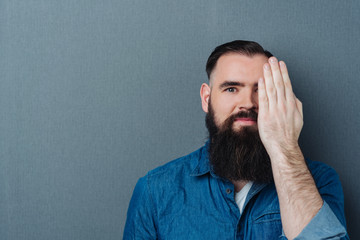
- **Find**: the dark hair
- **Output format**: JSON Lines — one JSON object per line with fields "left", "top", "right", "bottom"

{"left": 206, "top": 40, "right": 273, "bottom": 79}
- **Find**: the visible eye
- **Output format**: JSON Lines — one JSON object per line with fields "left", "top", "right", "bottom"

{"left": 225, "top": 87, "right": 236, "bottom": 93}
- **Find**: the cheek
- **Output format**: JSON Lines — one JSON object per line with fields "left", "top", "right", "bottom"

{"left": 212, "top": 100, "right": 237, "bottom": 122}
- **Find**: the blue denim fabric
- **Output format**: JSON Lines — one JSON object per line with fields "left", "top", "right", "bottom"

{"left": 124, "top": 143, "right": 348, "bottom": 239}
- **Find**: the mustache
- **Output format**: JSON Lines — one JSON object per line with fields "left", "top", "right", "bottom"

{"left": 229, "top": 110, "right": 258, "bottom": 122}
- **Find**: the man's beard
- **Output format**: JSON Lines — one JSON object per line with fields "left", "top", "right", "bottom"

{"left": 205, "top": 102, "right": 273, "bottom": 183}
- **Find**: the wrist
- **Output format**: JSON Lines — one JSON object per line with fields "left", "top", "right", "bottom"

{"left": 267, "top": 143, "right": 304, "bottom": 164}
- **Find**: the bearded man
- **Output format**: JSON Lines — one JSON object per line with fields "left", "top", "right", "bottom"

{"left": 123, "top": 40, "right": 348, "bottom": 239}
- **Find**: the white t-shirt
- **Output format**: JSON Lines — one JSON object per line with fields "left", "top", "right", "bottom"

{"left": 234, "top": 181, "right": 253, "bottom": 215}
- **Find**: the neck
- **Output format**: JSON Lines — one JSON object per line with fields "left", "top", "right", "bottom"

{"left": 231, "top": 180, "right": 248, "bottom": 192}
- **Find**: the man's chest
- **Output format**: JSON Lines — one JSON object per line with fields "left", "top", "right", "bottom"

{"left": 152, "top": 179, "right": 283, "bottom": 240}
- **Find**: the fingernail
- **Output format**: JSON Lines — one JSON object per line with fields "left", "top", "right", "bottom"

{"left": 259, "top": 78, "right": 264, "bottom": 84}
{"left": 264, "top": 64, "right": 270, "bottom": 70}
{"left": 270, "top": 57, "right": 277, "bottom": 63}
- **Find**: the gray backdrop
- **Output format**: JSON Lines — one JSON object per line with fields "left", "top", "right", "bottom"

{"left": 1, "top": 0, "right": 359, "bottom": 239}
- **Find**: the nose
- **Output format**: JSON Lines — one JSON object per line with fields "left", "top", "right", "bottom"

{"left": 237, "top": 89, "right": 258, "bottom": 111}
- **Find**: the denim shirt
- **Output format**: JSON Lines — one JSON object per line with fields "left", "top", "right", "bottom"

{"left": 124, "top": 143, "right": 348, "bottom": 239}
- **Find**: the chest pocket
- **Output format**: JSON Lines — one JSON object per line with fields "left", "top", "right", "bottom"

{"left": 158, "top": 213, "right": 234, "bottom": 240}
{"left": 249, "top": 210, "right": 282, "bottom": 239}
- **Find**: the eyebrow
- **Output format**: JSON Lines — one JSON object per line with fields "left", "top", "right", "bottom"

{"left": 218, "top": 81, "right": 258, "bottom": 89}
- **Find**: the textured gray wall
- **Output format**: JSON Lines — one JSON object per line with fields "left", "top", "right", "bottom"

{"left": 1, "top": 1, "right": 359, "bottom": 239}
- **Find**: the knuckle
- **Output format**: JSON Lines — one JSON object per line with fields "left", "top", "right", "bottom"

{"left": 274, "top": 80, "right": 283, "bottom": 88}
{"left": 279, "top": 103, "right": 286, "bottom": 112}
{"left": 267, "top": 86, "right": 276, "bottom": 95}
{"left": 259, "top": 94, "right": 268, "bottom": 102}
{"left": 287, "top": 97, "right": 296, "bottom": 106}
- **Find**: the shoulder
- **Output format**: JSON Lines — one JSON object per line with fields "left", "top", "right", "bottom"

{"left": 305, "top": 158, "right": 339, "bottom": 182}
{"left": 305, "top": 159, "right": 343, "bottom": 200}
{"left": 133, "top": 144, "right": 208, "bottom": 217}
{"left": 144, "top": 144, "right": 206, "bottom": 184}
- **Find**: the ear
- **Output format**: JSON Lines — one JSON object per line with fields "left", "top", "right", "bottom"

{"left": 200, "top": 83, "right": 211, "bottom": 113}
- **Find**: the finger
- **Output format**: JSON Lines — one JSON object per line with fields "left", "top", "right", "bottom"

{"left": 269, "top": 57, "right": 286, "bottom": 103}
{"left": 295, "top": 97, "right": 303, "bottom": 118}
{"left": 263, "top": 63, "right": 277, "bottom": 106}
{"left": 279, "top": 61, "right": 294, "bottom": 102}
{"left": 258, "top": 77, "right": 269, "bottom": 113}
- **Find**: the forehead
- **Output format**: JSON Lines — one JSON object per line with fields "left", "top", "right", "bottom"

{"left": 210, "top": 53, "right": 268, "bottom": 85}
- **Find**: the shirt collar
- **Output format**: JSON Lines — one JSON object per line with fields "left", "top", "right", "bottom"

{"left": 190, "top": 141, "right": 211, "bottom": 177}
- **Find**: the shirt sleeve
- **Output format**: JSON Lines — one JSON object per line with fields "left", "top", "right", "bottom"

{"left": 123, "top": 175, "right": 157, "bottom": 240}
{"left": 294, "top": 201, "right": 347, "bottom": 239}
{"left": 281, "top": 161, "right": 349, "bottom": 240}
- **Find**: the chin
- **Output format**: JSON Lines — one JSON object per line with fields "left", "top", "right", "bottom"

{"left": 232, "top": 125, "right": 258, "bottom": 133}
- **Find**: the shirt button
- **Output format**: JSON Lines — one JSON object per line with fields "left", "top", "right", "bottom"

{"left": 226, "top": 188, "right": 232, "bottom": 194}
